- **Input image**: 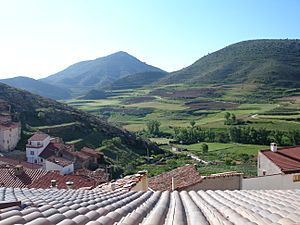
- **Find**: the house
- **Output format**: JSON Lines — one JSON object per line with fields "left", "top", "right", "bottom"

{"left": 149, "top": 164, "right": 242, "bottom": 191}
{"left": 26, "top": 131, "right": 50, "bottom": 164}
{"left": 26, "top": 132, "right": 105, "bottom": 175}
{"left": 242, "top": 143, "right": 300, "bottom": 190}
{"left": 257, "top": 143, "right": 300, "bottom": 176}
{"left": 0, "top": 100, "right": 21, "bottom": 152}
{"left": 1, "top": 188, "right": 299, "bottom": 225}
{"left": 26, "top": 132, "right": 74, "bottom": 175}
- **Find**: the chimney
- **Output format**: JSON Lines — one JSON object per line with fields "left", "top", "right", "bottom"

{"left": 270, "top": 143, "right": 277, "bottom": 152}
{"left": 14, "top": 165, "right": 24, "bottom": 176}
{"left": 51, "top": 180, "right": 57, "bottom": 188}
{"left": 137, "top": 170, "right": 149, "bottom": 191}
{"left": 66, "top": 181, "right": 74, "bottom": 189}
{"left": 171, "top": 177, "right": 175, "bottom": 191}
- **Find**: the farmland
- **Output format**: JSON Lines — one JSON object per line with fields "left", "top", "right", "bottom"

{"left": 66, "top": 84, "right": 300, "bottom": 176}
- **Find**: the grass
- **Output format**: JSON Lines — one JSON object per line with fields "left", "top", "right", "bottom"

{"left": 64, "top": 85, "right": 300, "bottom": 177}
{"left": 175, "top": 142, "right": 267, "bottom": 156}
{"left": 126, "top": 101, "right": 187, "bottom": 111}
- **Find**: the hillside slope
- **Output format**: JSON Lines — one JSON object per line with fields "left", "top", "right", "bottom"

{"left": 0, "top": 83, "right": 162, "bottom": 171}
{"left": 107, "top": 71, "right": 168, "bottom": 90}
{"left": 159, "top": 39, "right": 300, "bottom": 87}
{"left": 0, "top": 76, "right": 71, "bottom": 100}
{"left": 41, "top": 51, "right": 165, "bottom": 95}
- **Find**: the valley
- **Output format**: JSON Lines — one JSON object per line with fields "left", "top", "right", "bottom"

{"left": 66, "top": 83, "right": 300, "bottom": 176}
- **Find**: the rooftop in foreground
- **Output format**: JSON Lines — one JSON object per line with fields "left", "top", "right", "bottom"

{"left": 0, "top": 187, "right": 299, "bottom": 225}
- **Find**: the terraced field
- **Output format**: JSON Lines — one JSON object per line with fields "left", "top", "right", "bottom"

{"left": 66, "top": 84, "right": 300, "bottom": 176}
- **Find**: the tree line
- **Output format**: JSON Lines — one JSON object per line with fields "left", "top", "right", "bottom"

{"left": 173, "top": 126, "right": 300, "bottom": 146}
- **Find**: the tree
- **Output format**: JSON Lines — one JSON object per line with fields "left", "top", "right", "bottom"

{"left": 190, "top": 120, "right": 196, "bottom": 127}
{"left": 146, "top": 120, "right": 161, "bottom": 136}
{"left": 202, "top": 143, "right": 209, "bottom": 154}
{"left": 224, "top": 112, "right": 231, "bottom": 121}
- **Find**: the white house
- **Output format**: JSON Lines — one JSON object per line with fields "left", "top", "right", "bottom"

{"left": 26, "top": 132, "right": 50, "bottom": 164}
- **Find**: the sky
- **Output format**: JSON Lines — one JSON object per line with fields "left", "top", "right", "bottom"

{"left": 0, "top": 0, "right": 299, "bottom": 79}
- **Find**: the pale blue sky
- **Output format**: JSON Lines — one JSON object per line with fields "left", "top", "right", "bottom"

{"left": 0, "top": 0, "right": 299, "bottom": 79}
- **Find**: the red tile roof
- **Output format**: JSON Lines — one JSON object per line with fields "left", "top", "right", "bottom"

{"left": 0, "top": 168, "right": 47, "bottom": 188}
{"left": 29, "top": 171, "right": 96, "bottom": 189}
{"left": 28, "top": 131, "right": 49, "bottom": 141}
{"left": 0, "top": 156, "right": 42, "bottom": 169}
{"left": 75, "top": 168, "right": 109, "bottom": 185}
{"left": 261, "top": 146, "right": 300, "bottom": 173}
{"left": 80, "top": 147, "right": 103, "bottom": 157}
{"left": 46, "top": 156, "right": 73, "bottom": 167}
{"left": 39, "top": 142, "right": 64, "bottom": 158}
{"left": 149, "top": 164, "right": 203, "bottom": 191}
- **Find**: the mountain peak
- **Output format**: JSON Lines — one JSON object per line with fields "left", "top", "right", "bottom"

{"left": 40, "top": 51, "right": 165, "bottom": 96}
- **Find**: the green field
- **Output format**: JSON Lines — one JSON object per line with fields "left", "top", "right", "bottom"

{"left": 66, "top": 84, "right": 300, "bottom": 176}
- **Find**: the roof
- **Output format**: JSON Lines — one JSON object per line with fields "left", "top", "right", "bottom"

{"left": 75, "top": 169, "right": 109, "bottom": 185}
{"left": 0, "top": 188, "right": 299, "bottom": 225}
{"left": 0, "top": 156, "right": 42, "bottom": 169}
{"left": 28, "top": 132, "right": 49, "bottom": 142}
{"left": 149, "top": 164, "right": 203, "bottom": 191}
{"left": 46, "top": 156, "right": 73, "bottom": 167}
{"left": 0, "top": 122, "right": 20, "bottom": 130}
{"left": 0, "top": 168, "right": 47, "bottom": 188}
{"left": 39, "top": 142, "right": 65, "bottom": 159}
{"left": 261, "top": 146, "right": 300, "bottom": 173}
{"left": 80, "top": 147, "right": 103, "bottom": 157}
{"left": 97, "top": 171, "right": 147, "bottom": 191}
{"left": 29, "top": 171, "right": 96, "bottom": 189}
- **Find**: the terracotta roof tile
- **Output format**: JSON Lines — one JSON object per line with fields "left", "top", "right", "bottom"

{"left": 80, "top": 147, "right": 103, "bottom": 157}
{"left": 46, "top": 156, "right": 73, "bottom": 167}
{"left": 28, "top": 132, "right": 49, "bottom": 142}
{"left": 149, "top": 164, "right": 203, "bottom": 191}
{"left": 39, "top": 142, "right": 64, "bottom": 159}
{"left": 0, "top": 188, "right": 299, "bottom": 224}
{"left": 261, "top": 146, "right": 300, "bottom": 173}
{"left": 29, "top": 171, "right": 96, "bottom": 189}
{"left": 0, "top": 168, "right": 47, "bottom": 188}
{"left": 0, "top": 156, "right": 42, "bottom": 169}
{"left": 97, "top": 171, "right": 147, "bottom": 191}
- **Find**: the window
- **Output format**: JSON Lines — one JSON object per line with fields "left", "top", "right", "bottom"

{"left": 30, "top": 151, "right": 34, "bottom": 155}
{"left": 41, "top": 159, "right": 43, "bottom": 162}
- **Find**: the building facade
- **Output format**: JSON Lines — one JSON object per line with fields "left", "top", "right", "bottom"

{"left": 26, "top": 132, "right": 50, "bottom": 164}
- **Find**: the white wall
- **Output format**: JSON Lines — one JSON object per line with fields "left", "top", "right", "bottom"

{"left": 45, "top": 160, "right": 74, "bottom": 175}
{"left": 242, "top": 173, "right": 300, "bottom": 190}
{"left": 257, "top": 152, "right": 282, "bottom": 176}
{"left": 26, "top": 136, "right": 50, "bottom": 164}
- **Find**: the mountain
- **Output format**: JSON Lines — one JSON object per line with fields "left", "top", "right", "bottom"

{"left": 107, "top": 71, "right": 168, "bottom": 90}
{"left": 0, "top": 76, "right": 71, "bottom": 100}
{"left": 0, "top": 83, "right": 162, "bottom": 175}
{"left": 159, "top": 39, "right": 300, "bottom": 87}
{"left": 78, "top": 89, "right": 113, "bottom": 100}
{"left": 41, "top": 51, "right": 165, "bottom": 95}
